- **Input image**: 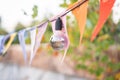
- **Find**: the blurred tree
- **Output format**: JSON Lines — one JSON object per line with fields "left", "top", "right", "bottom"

{"left": 13, "top": 23, "right": 26, "bottom": 44}
{"left": 32, "top": 5, "right": 38, "bottom": 19}
{"left": 14, "top": 23, "right": 25, "bottom": 32}
{"left": 0, "top": 28, "right": 8, "bottom": 35}
{"left": 13, "top": 20, "right": 41, "bottom": 44}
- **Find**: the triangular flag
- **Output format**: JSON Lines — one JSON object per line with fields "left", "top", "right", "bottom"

{"left": 3, "top": 33, "right": 17, "bottom": 55}
{"left": 91, "top": 0, "right": 115, "bottom": 41}
{"left": 69, "top": 0, "right": 88, "bottom": 44}
{"left": 60, "top": 15, "right": 70, "bottom": 63}
{"left": 51, "top": 15, "right": 70, "bottom": 63}
{"left": 29, "top": 28, "right": 36, "bottom": 64}
{"left": 0, "top": 35, "right": 10, "bottom": 55}
{"left": 29, "top": 23, "right": 48, "bottom": 64}
{"left": 18, "top": 29, "right": 27, "bottom": 64}
{"left": 0, "top": 36, "right": 5, "bottom": 55}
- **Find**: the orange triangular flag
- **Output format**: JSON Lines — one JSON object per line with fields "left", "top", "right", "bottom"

{"left": 91, "top": 0, "right": 115, "bottom": 41}
{"left": 69, "top": 0, "right": 88, "bottom": 44}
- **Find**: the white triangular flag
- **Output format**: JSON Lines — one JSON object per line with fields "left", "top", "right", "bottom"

{"left": 29, "top": 28, "right": 36, "bottom": 64}
{"left": 18, "top": 29, "right": 27, "bottom": 64}
{"left": 29, "top": 23, "right": 48, "bottom": 64}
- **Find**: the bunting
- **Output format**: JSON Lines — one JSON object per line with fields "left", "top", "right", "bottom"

{"left": 29, "top": 23, "right": 48, "bottom": 64}
{"left": 0, "top": 0, "right": 119, "bottom": 64}
{"left": 0, "top": 36, "right": 5, "bottom": 55}
{"left": 29, "top": 28, "right": 36, "bottom": 64}
{"left": 91, "top": 0, "right": 115, "bottom": 41}
{"left": 60, "top": 15, "right": 70, "bottom": 63}
{"left": 30, "top": 23, "right": 48, "bottom": 64}
{"left": 69, "top": 0, "right": 88, "bottom": 44}
{"left": 18, "top": 29, "right": 28, "bottom": 64}
{"left": 0, "top": 33, "right": 16, "bottom": 55}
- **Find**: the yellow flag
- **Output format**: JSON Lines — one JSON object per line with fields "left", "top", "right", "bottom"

{"left": 69, "top": 0, "right": 88, "bottom": 44}
{"left": 3, "top": 33, "right": 17, "bottom": 55}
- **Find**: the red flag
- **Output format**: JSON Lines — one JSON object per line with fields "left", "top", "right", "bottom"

{"left": 91, "top": 0, "right": 115, "bottom": 41}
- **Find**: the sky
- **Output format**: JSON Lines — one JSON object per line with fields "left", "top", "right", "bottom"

{"left": 0, "top": 0, "right": 65, "bottom": 32}
{"left": 0, "top": 0, "right": 120, "bottom": 32}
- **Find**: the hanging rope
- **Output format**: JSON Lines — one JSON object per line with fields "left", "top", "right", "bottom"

{"left": 22, "top": 0, "right": 88, "bottom": 33}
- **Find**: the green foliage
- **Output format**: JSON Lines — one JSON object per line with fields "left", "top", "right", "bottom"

{"left": 0, "top": 28, "right": 8, "bottom": 35}
{"left": 14, "top": 23, "right": 25, "bottom": 32}
{"left": 13, "top": 23, "right": 25, "bottom": 44}
{"left": 105, "top": 76, "right": 115, "bottom": 80}
{"left": 76, "top": 64, "right": 87, "bottom": 70}
{"left": 108, "top": 62, "right": 120, "bottom": 72}
{"left": 70, "top": 0, "right": 78, "bottom": 3}
{"left": 42, "top": 23, "right": 53, "bottom": 43}
{"left": 32, "top": 5, "right": 38, "bottom": 19}
{"left": 60, "top": 0, "right": 68, "bottom": 8}
{"left": 100, "top": 55, "right": 109, "bottom": 63}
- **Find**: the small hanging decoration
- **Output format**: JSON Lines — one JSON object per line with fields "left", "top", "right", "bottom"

{"left": 50, "top": 15, "right": 70, "bottom": 63}
{"left": 91, "top": 0, "right": 115, "bottom": 41}
{"left": 50, "top": 17, "right": 68, "bottom": 51}
{"left": 18, "top": 29, "right": 28, "bottom": 64}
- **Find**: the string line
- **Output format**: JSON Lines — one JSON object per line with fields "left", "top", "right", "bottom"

{"left": 6, "top": 0, "right": 88, "bottom": 35}
{"left": 27, "top": 0, "right": 88, "bottom": 31}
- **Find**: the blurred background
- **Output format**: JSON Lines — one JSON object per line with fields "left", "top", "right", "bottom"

{"left": 0, "top": 0, "right": 120, "bottom": 80}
